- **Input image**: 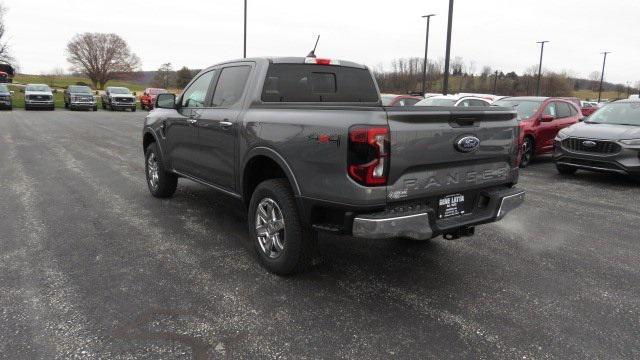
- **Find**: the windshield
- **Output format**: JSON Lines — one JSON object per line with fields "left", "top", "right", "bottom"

{"left": 586, "top": 102, "right": 640, "bottom": 126}
{"left": 415, "top": 98, "right": 456, "bottom": 106}
{"left": 149, "top": 89, "right": 167, "bottom": 95}
{"left": 493, "top": 99, "right": 542, "bottom": 120}
{"left": 109, "top": 87, "right": 131, "bottom": 94}
{"left": 69, "top": 85, "right": 91, "bottom": 94}
{"left": 26, "top": 85, "right": 50, "bottom": 92}
{"left": 0, "top": 84, "right": 8, "bottom": 92}
{"left": 69, "top": 86, "right": 92, "bottom": 94}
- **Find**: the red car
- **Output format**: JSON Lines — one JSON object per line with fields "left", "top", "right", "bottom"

{"left": 140, "top": 88, "right": 168, "bottom": 110}
{"left": 381, "top": 94, "right": 423, "bottom": 106}
{"left": 580, "top": 101, "right": 599, "bottom": 117}
{"left": 493, "top": 97, "right": 583, "bottom": 167}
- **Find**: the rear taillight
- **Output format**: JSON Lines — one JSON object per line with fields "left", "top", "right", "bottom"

{"left": 348, "top": 126, "right": 390, "bottom": 186}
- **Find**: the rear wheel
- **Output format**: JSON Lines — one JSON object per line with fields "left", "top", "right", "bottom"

{"left": 145, "top": 143, "right": 178, "bottom": 198}
{"left": 248, "top": 179, "right": 319, "bottom": 275}
{"left": 520, "top": 137, "right": 534, "bottom": 168}
{"left": 556, "top": 164, "right": 577, "bottom": 175}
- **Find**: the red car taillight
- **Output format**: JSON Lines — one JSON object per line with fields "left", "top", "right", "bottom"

{"left": 348, "top": 126, "right": 390, "bottom": 186}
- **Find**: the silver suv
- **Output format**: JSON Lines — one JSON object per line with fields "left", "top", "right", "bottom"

{"left": 554, "top": 99, "right": 640, "bottom": 181}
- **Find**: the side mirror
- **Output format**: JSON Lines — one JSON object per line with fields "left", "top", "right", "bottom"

{"left": 156, "top": 93, "right": 176, "bottom": 109}
{"left": 133, "top": 91, "right": 137, "bottom": 96}
{"left": 10, "top": 90, "right": 14, "bottom": 95}
{"left": 540, "top": 114, "right": 555, "bottom": 122}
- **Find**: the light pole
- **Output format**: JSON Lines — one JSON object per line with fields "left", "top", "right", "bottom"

{"left": 243, "top": 0, "right": 247, "bottom": 58}
{"left": 536, "top": 40, "right": 549, "bottom": 96}
{"left": 442, "top": 0, "right": 454, "bottom": 95}
{"left": 421, "top": 14, "right": 436, "bottom": 95}
{"left": 597, "top": 51, "right": 611, "bottom": 103}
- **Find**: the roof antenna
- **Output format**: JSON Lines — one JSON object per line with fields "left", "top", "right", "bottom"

{"left": 307, "top": 35, "right": 320, "bottom": 58}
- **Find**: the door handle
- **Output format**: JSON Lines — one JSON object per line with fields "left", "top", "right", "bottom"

{"left": 186, "top": 118, "right": 198, "bottom": 125}
{"left": 220, "top": 120, "right": 233, "bottom": 129}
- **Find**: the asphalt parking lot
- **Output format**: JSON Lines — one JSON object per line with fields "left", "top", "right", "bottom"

{"left": 1, "top": 110, "right": 639, "bottom": 359}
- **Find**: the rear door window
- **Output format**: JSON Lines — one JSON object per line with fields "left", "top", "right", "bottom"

{"left": 469, "top": 99, "right": 489, "bottom": 106}
{"left": 404, "top": 98, "right": 420, "bottom": 106}
{"left": 212, "top": 66, "right": 252, "bottom": 108}
{"left": 261, "top": 64, "right": 378, "bottom": 103}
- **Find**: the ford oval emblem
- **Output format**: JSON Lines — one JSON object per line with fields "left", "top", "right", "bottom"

{"left": 582, "top": 140, "right": 597, "bottom": 148}
{"left": 455, "top": 135, "right": 481, "bottom": 153}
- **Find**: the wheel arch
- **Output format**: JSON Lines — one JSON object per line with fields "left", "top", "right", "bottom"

{"left": 241, "top": 147, "right": 301, "bottom": 205}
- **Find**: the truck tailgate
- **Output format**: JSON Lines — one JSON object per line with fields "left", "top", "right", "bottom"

{"left": 385, "top": 107, "right": 518, "bottom": 202}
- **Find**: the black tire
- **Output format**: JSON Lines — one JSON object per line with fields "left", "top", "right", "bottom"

{"left": 93, "top": 106, "right": 97, "bottom": 112}
{"left": 64, "top": 102, "right": 68, "bottom": 108}
{"left": 25, "top": 105, "right": 30, "bottom": 111}
{"left": 131, "top": 106, "right": 136, "bottom": 112}
{"left": 101, "top": 101, "right": 106, "bottom": 110}
{"left": 49, "top": 106, "right": 55, "bottom": 111}
{"left": 248, "top": 179, "right": 319, "bottom": 275}
{"left": 520, "top": 137, "right": 534, "bottom": 168}
{"left": 144, "top": 143, "right": 178, "bottom": 198}
{"left": 556, "top": 164, "right": 577, "bottom": 175}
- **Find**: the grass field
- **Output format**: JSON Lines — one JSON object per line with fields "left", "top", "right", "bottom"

{"left": 14, "top": 74, "right": 146, "bottom": 92}
{"left": 573, "top": 89, "right": 631, "bottom": 101}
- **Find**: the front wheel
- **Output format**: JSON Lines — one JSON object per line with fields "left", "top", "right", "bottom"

{"left": 131, "top": 106, "right": 136, "bottom": 112}
{"left": 248, "top": 179, "right": 318, "bottom": 275}
{"left": 520, "top": 137, "right": 534, "bottom": 168}
{"left": 145, "top": 143, "right": 178, "bottom": 198}
{"left": 93, "top": 106, "right": 98, "bottom": 111}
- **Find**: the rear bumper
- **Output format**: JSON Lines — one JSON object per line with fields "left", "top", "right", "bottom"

{"left": 352, "top": 187, "right": 525, "bottom": 240}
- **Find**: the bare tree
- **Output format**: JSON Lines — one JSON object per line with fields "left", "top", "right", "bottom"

{"left": 66, "top": 33, "right": 140, "bottom": 89}
{"left": 0, "top": 3, "right": 14, "bottom": 64}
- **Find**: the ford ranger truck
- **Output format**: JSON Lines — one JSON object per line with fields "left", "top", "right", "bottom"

{"left": 143, "top": 57, "right": 525, "bottom": 275}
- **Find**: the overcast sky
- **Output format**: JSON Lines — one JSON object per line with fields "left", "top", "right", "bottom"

{"left": 3, "top": 0, "right": 639, "bottom": 84}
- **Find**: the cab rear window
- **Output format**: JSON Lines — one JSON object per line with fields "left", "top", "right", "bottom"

{"left": 261, "top": 64, "right": 378, "bottom": 103}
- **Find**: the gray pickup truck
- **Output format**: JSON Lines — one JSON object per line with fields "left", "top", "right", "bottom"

{"left": 142, "top": 56, "right": 525, "bottom": 275}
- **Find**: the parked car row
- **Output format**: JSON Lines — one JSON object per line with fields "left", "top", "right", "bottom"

{"left": 0, "top": 84, "right": 171, "bottom": 112}
{"left": 382, "top": 91, "right": 639, "bottom": 181}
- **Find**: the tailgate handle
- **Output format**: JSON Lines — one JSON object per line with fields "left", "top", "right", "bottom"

{"left": 450, "top": 116, "right": 480, "bottom": 127}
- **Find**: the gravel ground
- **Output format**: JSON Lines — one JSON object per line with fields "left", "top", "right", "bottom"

{"left": 0, "top": 109, "right": 639, "bottom": 359}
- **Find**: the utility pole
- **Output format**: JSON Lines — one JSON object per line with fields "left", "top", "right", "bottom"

{"left": 442, "top": 0, "right": 454, "bottom": 95}
{"left": 493, "top": 70, "right": 499, "bottom": 94}
{"left": 598, "top": 51, "right": 611, "bottom": 103}
{"left": 536, "top": 41, "right": 549, "bottom": 96}
{"left": 243, "top": 0, "right": 247, "bottom": 58}
{"left": 421, "top": 14, "right": 436, "bottom": 95}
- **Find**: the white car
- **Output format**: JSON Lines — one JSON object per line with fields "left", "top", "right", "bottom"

{"left": 24, "top": 84, "right": 55, "bottom": 111}
{"left": 415, "top": 94, "right": 492, "bottom": 107}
